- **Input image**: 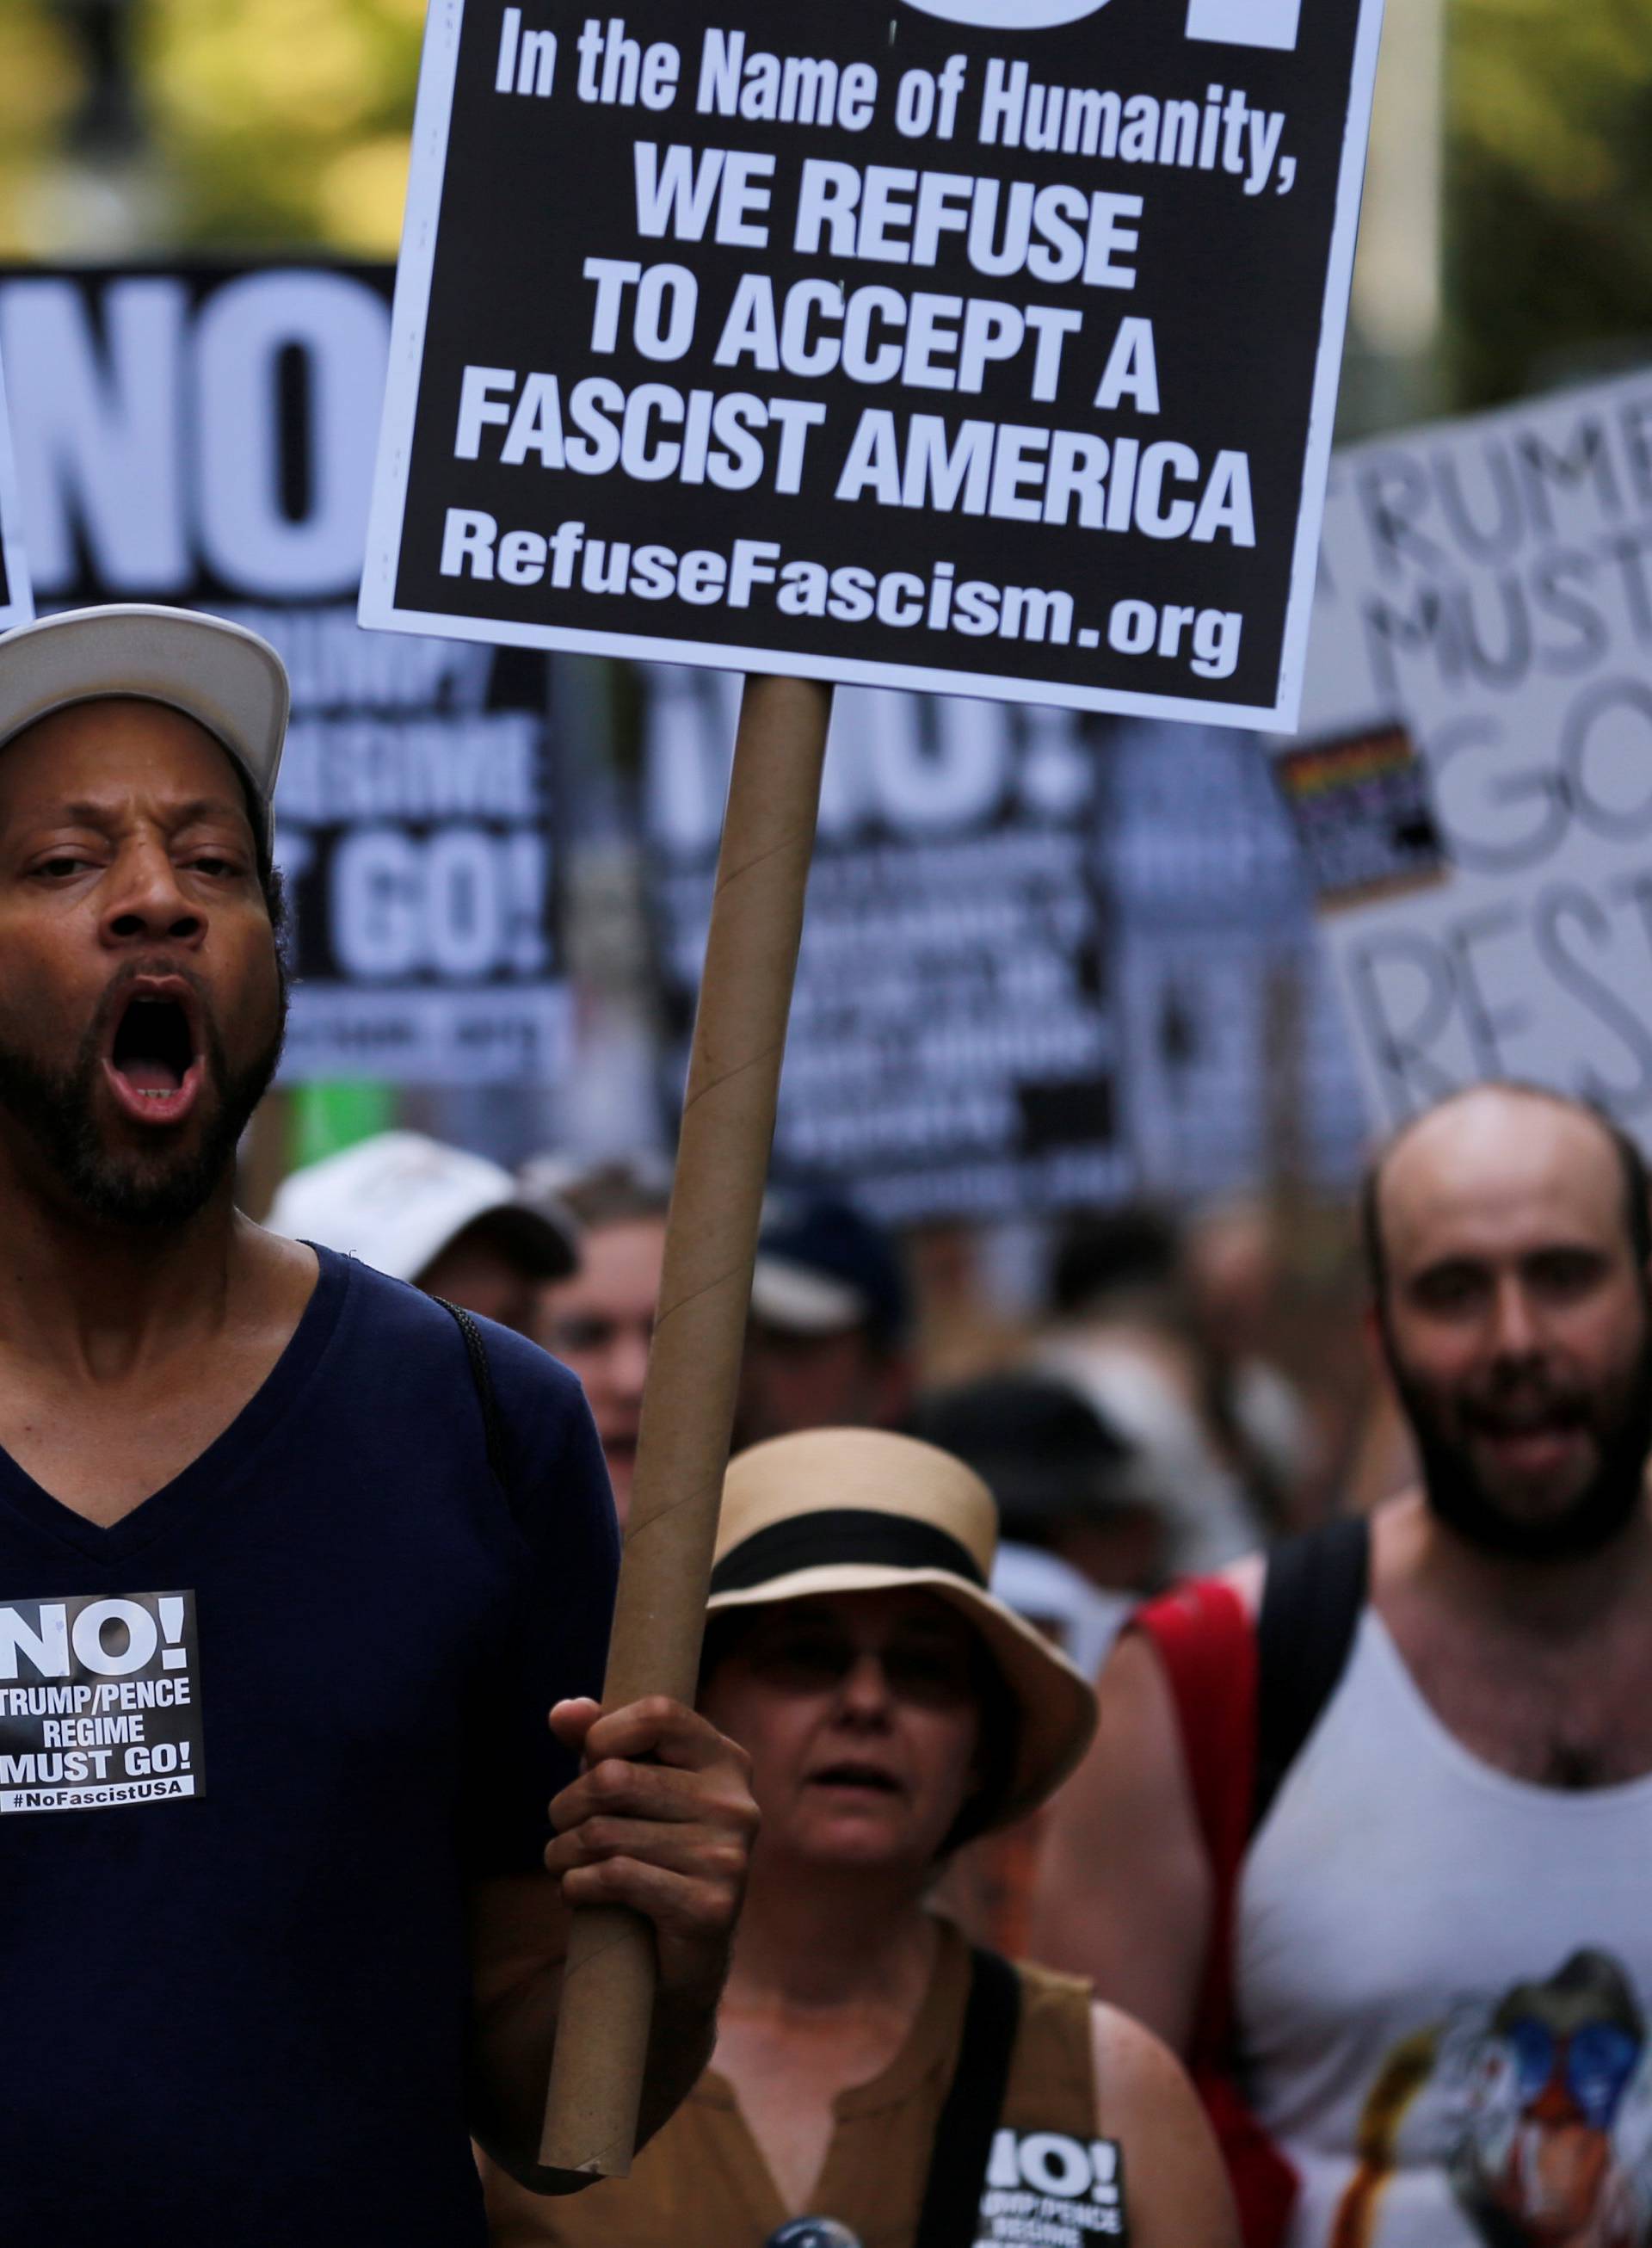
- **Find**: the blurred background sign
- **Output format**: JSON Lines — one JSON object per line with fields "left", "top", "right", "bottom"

{"left": 643, "top": 667, "right": 1125, "bottom": 1225}
{"left": 0, "top": 261, "right": 570, "bottom": 1087}
{"left": 642, "top": 670, "right": 1371, "bottom": 1214}
{"left": 1289, "top": 369, "right": 1652, "bottom": 1144}
{"left": 0, "top": 340, "right": 30, "bottom": 631}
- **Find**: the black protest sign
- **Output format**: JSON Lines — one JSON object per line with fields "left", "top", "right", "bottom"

{"left": 0, "top": 264, "right": 567, "bottom": 1084}
{"left": 645, "top": 665, "right": 1123, "bottom": 1222}
{"left": 0, "top": 340, "right": 31, "bottom": 631}
{"left": 980, "top": 2131, "right": 1127, "bottom": 2245}
{"left": 0, "top": 1590, "right": 204, "bottom": 1814}
{"left": 363, "top": 0, "right": 1383, "bottom": 728}
{"left": 1105, "top": 719, "right": 1366, "bottom": 1195}
{"left": 1291, "top": 371, "right": 1652, "bottom": 1137}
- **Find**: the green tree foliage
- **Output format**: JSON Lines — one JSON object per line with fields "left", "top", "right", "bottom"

{"left": 3, "top": 0, "right": 1650, "bottom": 411}
{"left": 0, "top": 4, "right": 87, "bottom": 255}
{"left": 1449, "top": 0, "right": 1652, "bottom": 405}
{"left": 143, "top": 0, "right": 423, "bottom": 250}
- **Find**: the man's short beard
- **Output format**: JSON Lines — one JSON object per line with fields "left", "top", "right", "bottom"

{"left": 1383, "top": 1314, "right": 1652, "bottom": 1563}
{"left": 0, "top": 971, "right": 287, "bottom": 1232}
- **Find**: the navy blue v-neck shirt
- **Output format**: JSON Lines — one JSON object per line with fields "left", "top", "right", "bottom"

{"left": 0, "top": 1247, "right": 619, "bottom": 2244}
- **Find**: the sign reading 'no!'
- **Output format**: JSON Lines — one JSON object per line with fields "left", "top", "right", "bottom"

{"left": 0, "top": 339, "right": 32, "bottom": 633}
{"left": 363, "top": 0, "right": 1383, "bottom": 729}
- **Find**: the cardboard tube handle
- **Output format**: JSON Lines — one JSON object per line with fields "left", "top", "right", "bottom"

{"left": 538, "top": 676, "right": 833, "bottom": 2177}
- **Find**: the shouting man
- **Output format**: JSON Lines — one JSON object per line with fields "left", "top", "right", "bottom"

{"left": 1032, "top": 1084, "right": 1652, "bottom": 2248}
{"left": 0, "top": 607, "right": 755, "bottom": 2248}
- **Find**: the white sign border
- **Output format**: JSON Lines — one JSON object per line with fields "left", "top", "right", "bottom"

{"left": 361, "top": 0, "right": 1387, "bottom": 736}
{"left": 0, "top": 343, "right": 34, "bottom": 632}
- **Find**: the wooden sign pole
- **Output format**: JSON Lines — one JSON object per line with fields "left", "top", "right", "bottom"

{"left": 539, "top": 671, "right": 834, "bottom": 2177}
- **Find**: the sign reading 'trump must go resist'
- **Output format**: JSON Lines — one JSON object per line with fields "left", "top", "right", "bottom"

{"left": 362, "top": 0, "right": 1384, "bottom": 729}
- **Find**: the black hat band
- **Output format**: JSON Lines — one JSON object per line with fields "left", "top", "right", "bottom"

{"left": 710, "top": 1509, "right": 988, "bottom": 1596}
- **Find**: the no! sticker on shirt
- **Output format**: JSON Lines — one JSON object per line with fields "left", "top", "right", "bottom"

{"left": 0, "top": 1590, "right": 203, "bottom": 1813}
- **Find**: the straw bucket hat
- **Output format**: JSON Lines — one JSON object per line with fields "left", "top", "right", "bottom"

{"left": 707, "top": 1428, "right": 1099, "bottom": 1831}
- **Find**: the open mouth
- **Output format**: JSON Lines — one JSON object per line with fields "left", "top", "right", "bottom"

{"left": 811, "top": 1762, "right": 903, "bottom": 1794}
{"left": 1467, "top": 1398, "right": 1587, "bottom": 1473}
{"left": 103, "top": 989, "right": 203, "bottom": 1124}
{"left": 1468, "top": 1397, "right": 1583, "bottom": 1438}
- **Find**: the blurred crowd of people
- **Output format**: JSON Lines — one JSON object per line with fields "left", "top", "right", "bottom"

{"left": 261, "top": 1126, "right": 1396, "bottom": 1986}
{"left": 265, "top": 1127, "right": 1354, "bottom": 1577}
{"left": 254, "top": 1078, "right": 1652, "bottom": 2248}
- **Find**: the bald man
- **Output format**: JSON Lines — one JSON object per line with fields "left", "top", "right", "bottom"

{"left": 1030, "top": 1084, "right": 1652, "bottom": 2248}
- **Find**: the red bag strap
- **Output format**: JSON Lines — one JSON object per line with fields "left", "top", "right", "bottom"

{"left": 1132, "top": 1583, "right": 1299, "bottom": 2248}
{"left": 1132, "top": 1580, "right": 1258, "bottom": 2066}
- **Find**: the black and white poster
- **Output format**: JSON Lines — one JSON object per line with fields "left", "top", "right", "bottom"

{"left": 0, "top": 263, "right": 568, "bottom": 1084}
{"left": 0, "top": 338, "right": 32, "bottom": 633}
{"left": 1, "top": 1590, "right": 204, "bottom": 1814}
{"left": 1106, "top": 719, "right": 1367, "bottom": 1195}
{"left": 976, "top": 2129, "right": 1128, "bottom": 2245}
{"left": 1290, "top": 370, "right": 1652, "bottom": 1139}
{"left": 364, "top": 0, "right": 1384, "bottom": 728}
{"left": 646, "top": 665, "right": 1123, "bottom": 1222}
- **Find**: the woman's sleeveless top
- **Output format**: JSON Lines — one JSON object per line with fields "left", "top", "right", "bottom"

{"left": 483, "top": 1918, "right": 1098, "bottom": 2248}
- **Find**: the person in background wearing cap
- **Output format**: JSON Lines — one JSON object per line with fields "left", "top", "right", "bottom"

{"left": 268, "top": 1129, "right": 580, "bottom": 1336}
{"left": 521, "top": 1154, "right": 673, "bottom": 1526}
{"left": 910, "top": 1368, "right": 1171, "bottom": 1603}
{"left": 484, "top": 1427, "right": 1237, "bottom": 2248}
{"left": 735, "top": 1195, "right": 916, "bottom": 1451}
{"left": 905, "top": 1373, "right": 1147, "bottom": 1955}
{"left": 0, "top": 608, "right": 755, "bottom": 2248}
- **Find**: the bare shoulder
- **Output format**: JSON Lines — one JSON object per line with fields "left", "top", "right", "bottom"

{"left": 1091, "top": 2003, "right": 1239, "bottom": 2248}
{"left": 1026, "top": 1628, "right": 1212, "bottom": 2049}
{"left": 1090, "top": 1998, "right": 1205, "bottom": 2121}
{"left": 1218, "top": 1551, "right": 1266, "bottom": 1618}
{"left": 1034, "top": 1627, "right": 1196, "bottom": 1880}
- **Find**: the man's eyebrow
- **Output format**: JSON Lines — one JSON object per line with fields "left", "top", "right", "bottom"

{"left": 27, "top": 800, "right": 119, "bottom": 828}
{"left": 27, "top": 796, "right": 251, "bottom": 831}
{"left": 168, "top": 796, "right": 255, "bottom": 830}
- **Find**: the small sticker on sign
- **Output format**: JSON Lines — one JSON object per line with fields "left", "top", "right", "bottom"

{"left": 977, "top": 2130, "right": 1129, "bottom": 2245}
{"left": 0, "top": 1590, "right": 205, "bottom": 1813}
{"left": 1275, "top": 724, "right": 1446, "bottom": 912}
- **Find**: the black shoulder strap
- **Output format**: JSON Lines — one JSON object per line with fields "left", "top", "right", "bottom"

{"left": 436, "top": 1297, "right": 509, "bottom": 1494}
{"left": 914, "top": 1947, "right": 1023, "bottom": 2248}
{"left": 1252, "top": 1516, "right": 1371, "bottom": 1837}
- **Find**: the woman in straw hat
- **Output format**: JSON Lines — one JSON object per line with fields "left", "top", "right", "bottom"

{"left": 484, "top": 1427, "right": 1236, "bottom": 2248}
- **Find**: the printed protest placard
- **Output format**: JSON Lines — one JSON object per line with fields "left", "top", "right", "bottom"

{"left": 1287, "top": 370, "right": 1652, "bottom": 1139}
{"left": 1107, "top": 719, "right": 1367, "bottom": 1193}
{"left": 363, "top": 0, "right": 1384, "bottom": 728}
{"left": 0, "top": 340, "right": 32, "bottom": 632}
{"left": 1, "top": 1591, "right": 203, "bottom": 1814}
{"left": 0, "top": 263, "right": 567, "bottom": 1084}
{"left": 645, "top": 664, "right": 1124, "bottom": 1221}
{"left": 977, "top": 2132, "right": 1126, "bottom": 2245}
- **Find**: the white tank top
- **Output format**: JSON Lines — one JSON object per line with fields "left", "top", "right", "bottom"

{"left": 1236, "top": 1609, "right": 1652, "bottom": 2248}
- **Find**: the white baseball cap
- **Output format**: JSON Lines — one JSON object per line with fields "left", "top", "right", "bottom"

{"left": 0, "top": 603, "right": 289, "bottom": 862}
{"left": 267, "top": 1131, "right": 580, "bottom": 1287}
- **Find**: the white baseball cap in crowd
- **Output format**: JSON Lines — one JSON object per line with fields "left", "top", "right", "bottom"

{"left": 0, "top": 604, "right": 289, "bottom": 863}
{"left": 266, "top": 1131, "right": 580, "bottom": 1287}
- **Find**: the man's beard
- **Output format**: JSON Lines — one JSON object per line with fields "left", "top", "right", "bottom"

{"left": 1384, "top": 1319, "right": 1652, "bottom": 1563}
{"left": 0, "top": 969, "right": 287, "bottom": 1231}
